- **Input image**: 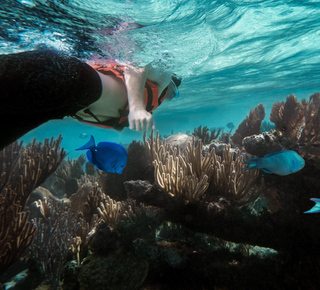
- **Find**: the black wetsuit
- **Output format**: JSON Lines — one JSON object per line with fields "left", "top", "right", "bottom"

{"left": 0, "top": 49, "right": 102, "bottom": 150}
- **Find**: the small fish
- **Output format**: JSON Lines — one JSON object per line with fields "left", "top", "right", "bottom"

{"left": 79, "top": 132, "right": 89, "bottom": 139}
{"left": 226, "top": 122, "right": 235, "bottom": 130}
{"left": 304, "top": 198, "right": 320, "bottom": 214}
{"left": 76, "top": 135, "right": 127, "bottom": 174}
{"left": 244, "top": 150, "right": 305, "bottom": 176}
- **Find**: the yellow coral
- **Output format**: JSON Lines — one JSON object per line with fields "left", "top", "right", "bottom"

{"left": 97, "top": 195, "right": 135, "bottom": 229}
{"left": 146, "top": 131, "right": 260, "bottom": 206}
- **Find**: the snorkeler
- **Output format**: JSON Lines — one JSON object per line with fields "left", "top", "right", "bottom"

{"left": 0, "top": 48, "right": 181, "bottom": 150}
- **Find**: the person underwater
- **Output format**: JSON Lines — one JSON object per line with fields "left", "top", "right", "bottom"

{"left": 304, "top": 198, "right": 320, "bottom": 214}
{"left": 76, "top": 135, "right": 127, "bottom": 174}
{"left": 244, "top": 150, "right": 305, "bottom": 176}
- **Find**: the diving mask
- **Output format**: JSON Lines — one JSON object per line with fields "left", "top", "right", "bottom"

{"left": 171, "top": 79, "right": 180, "bottom": 98}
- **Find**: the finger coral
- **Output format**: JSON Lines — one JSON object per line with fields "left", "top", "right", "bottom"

{"left": 147, "top": 132, "right": 211, "bottom": 202}
{"left": 146, "top": 131, "right": 260, "bottom": 206}
{"left": 207, "top": 144, "right": 261, "bottom": 206}
{"left": 97, "top": 194, "right": 135, "bottom": 230}
{"left": 153, "top": 156, "right": 210, "bottom": 202}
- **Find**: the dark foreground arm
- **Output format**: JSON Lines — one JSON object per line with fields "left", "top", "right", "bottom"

{"left": 0, "top": 49, "right": 102, "bottom": 150}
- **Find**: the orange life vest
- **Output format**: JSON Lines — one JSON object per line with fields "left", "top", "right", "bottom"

{"left": 74, "top": 61, "right": 168, "bottom": 131}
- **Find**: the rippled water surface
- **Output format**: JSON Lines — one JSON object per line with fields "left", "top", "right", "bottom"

{"left": 2, "top": 0, "right": 320, "bottom": 153}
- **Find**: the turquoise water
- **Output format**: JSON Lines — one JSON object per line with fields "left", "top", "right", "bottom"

{"left": 2, "top": 0, "right": 320, "bottom": 156}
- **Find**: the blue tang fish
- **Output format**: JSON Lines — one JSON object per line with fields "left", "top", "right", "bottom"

{"left": 304, "top": 198, "right": 320, "bottom": 214}
{"left": 244, "top": 150, "right": 305, "bottom": 176}
{"left": 76, "top": 135, "right": 127, "bottom": 174}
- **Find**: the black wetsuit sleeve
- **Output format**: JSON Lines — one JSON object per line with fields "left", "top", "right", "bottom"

{"left": 0, "top": 49, "right": 102, "bottom": 150}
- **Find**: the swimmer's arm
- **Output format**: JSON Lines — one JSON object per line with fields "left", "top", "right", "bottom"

{"left": 123, "top": 64, "right": 159, "bottom": 131}
{"left": 124, "top": 65, "right": 149, "bottom": 131}
{"left": 124, "top": 63, "right": 172, "bottom": 131}
{"left": 124, "top": 64, "right": 149, "bottom": 113}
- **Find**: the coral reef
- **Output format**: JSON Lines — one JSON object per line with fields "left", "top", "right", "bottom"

{"left": 243, "top": 132, "right": 285, "bottom": 156}
{"left": 207, "top": 143, "right": 261, "bottom": 206}
{"left": 87, "top": 222, "right": 118, "bottom": 256}
{"left": 192, "top": 125, "right": 221, "bottom": 144}
{"left": 55, "top": 155, "right": 86, "bottom": 182}
{"left": 298, "top": 92, "right": 320, "bottom": 145}
{"left": 231, "top": 103, "right": 265, "bottom": 145}
{"left": 241, "top": 93, "right": 320, "bottom": 161}
{"left": 151, "top": 139, "right": 211, "bottom": 202}
{"left": 146, "top": 131, "right": 260, "bottom": 206}
{"left": 43, "top": 154, "right": 87, "bottom": 198}
{"left": 99, "top": 140, "right": 154, "bottom": 200}
{"left": 69, "top": 175, "right": 102, "bottom": 222}
{"left": 4, "top": 93, "right": 320, "bottom": 290}
{"left": 0, "top": 136, "right": 66, "bottom": 273}
{"left": 97, "top": 195, "right": 135, "bottom": 230}
{"left": 270, "top": 94, "right": 307, "bottom": 140}
{"left": 27, "top": 198, "right": 91, "bottom": 289}
{"left": 26, "top": 176, "right": 103, "bottom": 289}
{"left": 243, "top": 131, "right": 300, "bottom": 157}
{"left": 77, "top": 252, "right": 149, "bottom": 290}
{"left": 0, "top": 189, "right": 35, "bottom": 273}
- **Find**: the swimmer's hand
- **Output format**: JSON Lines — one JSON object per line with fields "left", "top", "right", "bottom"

{"left": 124, "top": 64, "right": 156, "bottom": 131}
{"left": 128, "top": 109, "right": 153, "bottom": 131}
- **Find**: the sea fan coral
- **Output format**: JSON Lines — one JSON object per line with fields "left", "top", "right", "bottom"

{"left": 53, "top": 154, "right": 87, "bottom": 197}
{"left": 231, "top": 104, "right": 265, "bottom": 145}
{"left": 298, "top": 92, "right": 320, "bottom": 145}
{"left": 70, "top": 175, "right": 102, "bottom": 222}
{"left": 0, "top": 136, "right": 66, "bottom": 273}
{"left": 270, "top": 94, "right": 307, "bottom": 139}
{"left": 28, "top": 198, "right": 92, "bottom": 289}
{"left": 192, "top": 125, "right": 221, "bottom": 144}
